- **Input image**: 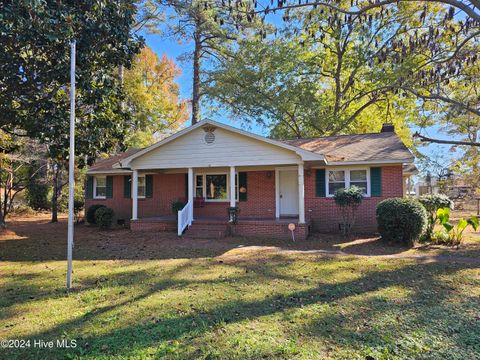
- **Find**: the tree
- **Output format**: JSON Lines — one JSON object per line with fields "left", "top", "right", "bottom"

{"left": 0, "top": 1, "right": 143, "bottom": 223}
{"left": 207, "top": 3, "right": 424, "bottom": 142}
{"left": 220, "top": 0, "right": 480, "bottom": 146}
{"left": 0, "top": 134, "right": 46, "bottom": 227}
{"left": 124, "top": 46, "right": 189, "bottom": 147}
{"left": 137, "top": 0, "right": 262, "bottom": 124}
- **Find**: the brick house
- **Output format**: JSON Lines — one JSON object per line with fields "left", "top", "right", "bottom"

{"left": 85, "top": 120, "right": 415, "bottom": 239}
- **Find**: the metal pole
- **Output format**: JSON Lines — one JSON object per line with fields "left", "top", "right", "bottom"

{"left": 66, "top": 40, "right": 76, "bottom": 290}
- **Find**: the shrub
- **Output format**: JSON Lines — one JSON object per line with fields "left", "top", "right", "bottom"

{"left": 94, "top": 206, "right": 115, "bottom": 229}
{"left": 74, "top": 199, "right": 84, "bottom": 215}
{"left": 86, "top": 204, "right": 106, "bottom": 224}
{"left": 334, "top": 186, "right": 363, "bottom": 235}
{"left": 418, "top": 194, "right": 454, "bottom": 239}
{"left": 376, "top": 198, "right": 427, "bottom": 246}
{"left": 171, "top": 200, "right": 185, "bottom": 214}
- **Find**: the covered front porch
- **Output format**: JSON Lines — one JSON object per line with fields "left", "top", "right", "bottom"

{"left": 128, "top": 164, "right": 308, "bottom": 238}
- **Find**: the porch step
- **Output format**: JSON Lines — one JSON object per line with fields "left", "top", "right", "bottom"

{"left": 184, "top": 222, "right": 229, "bottom": 239}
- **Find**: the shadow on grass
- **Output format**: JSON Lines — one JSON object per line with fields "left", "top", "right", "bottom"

{"left": 0, "top": 220, "right": 238, "bottom": 261}
{"left": 4, "top": 257, "right": 478, "bottom": 359}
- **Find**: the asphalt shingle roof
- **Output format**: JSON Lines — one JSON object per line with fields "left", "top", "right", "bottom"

{"left": 87, "top": 148, "right": 141, "bottom": 173}
{"left": 282, "top": 132, "right": 413, "bottom": 163}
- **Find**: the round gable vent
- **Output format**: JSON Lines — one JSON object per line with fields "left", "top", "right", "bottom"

{"left": 204, "top": 131, "right": 215, "bottom": 144}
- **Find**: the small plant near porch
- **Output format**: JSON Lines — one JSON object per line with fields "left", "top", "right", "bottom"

{"left": 171, "top": 200, "right": 186, "bottom": 214}
{"left": 227, "top": 206, "right": 240, "bottom": 224}
{"left": 333, "top": 186, "right": 363, "bottom": 235}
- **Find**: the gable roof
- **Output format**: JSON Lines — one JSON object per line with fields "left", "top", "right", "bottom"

{"left": 283, "top": 132, "right": 414, "bottom": 165}
{"left": 114, "top": 119, "right": 325, "bottom": 168}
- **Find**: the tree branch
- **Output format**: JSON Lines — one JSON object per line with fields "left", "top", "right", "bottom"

{"left": 414, "top": 132, "right": 480, "bottom": 146}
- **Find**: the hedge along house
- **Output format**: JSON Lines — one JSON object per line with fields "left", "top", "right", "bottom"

{"left": 85, "top": 120, "right": 415, "bottom": 240}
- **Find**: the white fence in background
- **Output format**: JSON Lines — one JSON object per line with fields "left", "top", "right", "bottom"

{"left": 177, "top": 200, "right": 193, "bottom": 236}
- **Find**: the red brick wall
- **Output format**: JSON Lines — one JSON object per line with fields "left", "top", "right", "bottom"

{"left": 85, "top": 175, "right": 132, "bottom": 222}
{"left": 138, "top": 173, "right": 186, "bottom": 218}
{"left": 305, "top": 165, "right": 404, "bottom": 232}
{"left": 85, "top": 173, "right": 186, "bottom": 222}
{"left": 194, "top": 171, "right": 276, "bottom": 219}
{"left": 231, "top": 221, "right": 309, "bottom": 240}
{"left": 87, "top": 166, "right": 404, "bottom": 234}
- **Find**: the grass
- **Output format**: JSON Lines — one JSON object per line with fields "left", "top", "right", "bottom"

{"left": 0, "top": 214, "right": 479, "bottom": 359}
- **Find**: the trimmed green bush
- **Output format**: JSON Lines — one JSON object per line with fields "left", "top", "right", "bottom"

{"left": 418, "top": 194, "right": 454, "bottom": 240}
{"left": 86, "top": 204, "right": 105, "bottom": 224}
{"left": 376, "top": 198, "right": 427, "bottom": 246}
{"left": 94, "top": 206, "right": 115, "bottom": 229}
{"left": 334, "top": 186, "right": 363, "bottom": 235}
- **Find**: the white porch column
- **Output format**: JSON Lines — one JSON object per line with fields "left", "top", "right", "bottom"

{"left": 298, "top": 163, "right": 305, "bottom": 224}
{"left": 132, "top": 170, "right": 138, "bottom": 220}
{"left": 229, "top": 166, "right": 236, "bottom": 208}
{"left": 188, "top": 167, "right": 194, "bottom": 222}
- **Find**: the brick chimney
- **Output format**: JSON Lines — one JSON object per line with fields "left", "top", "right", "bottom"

{"left": 381, "top": 123, "right": 395, "bottom": 133}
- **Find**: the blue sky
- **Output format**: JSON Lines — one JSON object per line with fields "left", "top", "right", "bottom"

{"left": 142, "top": 29, "right": 462, "bottom": 171}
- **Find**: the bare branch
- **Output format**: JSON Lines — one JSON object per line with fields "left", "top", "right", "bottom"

{"left": 414, "top": 132, "right": 480, "bottom": 146}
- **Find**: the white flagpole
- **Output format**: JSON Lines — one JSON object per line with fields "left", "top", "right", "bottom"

{"left": 66, "top": 40, "right": 76, "bottom": 290}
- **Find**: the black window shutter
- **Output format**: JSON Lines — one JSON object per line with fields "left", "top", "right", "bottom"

{"left": 315, "top": 169, "right": 326, "bottom": 197}
{"left": 86, "top": 176, "right": 94, "bottom": 199}
{"left": 106, "top": 176, "right": 113, "bottom": 198}
{"left": 370, "top": 167, "right": 382, "bottom": 197}
{"left": 124, "top": 175, "right": 131, "bottom": 198}
{"left": 239, "top": 172, "right": 247, "bottom": 202}
{"left": 145, "top": 175, "right": 153, "bottom": 198}
{"left": 185, "top": 173, "right": 188, "bottom": 198}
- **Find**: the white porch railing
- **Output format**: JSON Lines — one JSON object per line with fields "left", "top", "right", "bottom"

{"left": 177, "top": 200, "right": 193, "bottom": 236}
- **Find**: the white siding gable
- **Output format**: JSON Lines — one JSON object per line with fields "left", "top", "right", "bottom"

{"left": 130, "top": 127, "right": 302, "bottom": 169}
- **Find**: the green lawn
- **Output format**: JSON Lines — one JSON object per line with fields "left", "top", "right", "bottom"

{"left": 1, "top": 215, "right": 479, "bottom": 359}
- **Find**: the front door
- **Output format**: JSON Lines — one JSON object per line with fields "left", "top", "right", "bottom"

{"left": 279, "top": 170, "right": 299, "bottom": 216}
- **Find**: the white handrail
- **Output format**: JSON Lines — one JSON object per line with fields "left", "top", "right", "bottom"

{"left": 177, "top": 200, "right": 192, "bottom": 236}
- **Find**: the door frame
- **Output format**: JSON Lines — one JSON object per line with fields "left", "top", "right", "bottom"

{"left": 275, "top": 166, "right": 299, "bottom": 218}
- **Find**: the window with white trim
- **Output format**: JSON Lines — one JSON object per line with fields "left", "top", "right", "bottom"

{"left": 137, "top": 175, "right": 146, "bottom": 198}
{"left": 194, "top": 173, "right": 239, "bottom": 201}
{"left": 328, "top": 170, "right": 346, "bottom": 195}
{"left": 350, "top": 170, "right": 368, "bottom": 194}
{"left": 94, "top": 176, "right": 106, "bottom": 199}
{"left": 327, "top": 169, "right": 369, "bottom": 196}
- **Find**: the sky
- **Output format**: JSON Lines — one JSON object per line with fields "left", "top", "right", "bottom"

{"left": 141, "top": 25, "right": 463, "bottom": 175}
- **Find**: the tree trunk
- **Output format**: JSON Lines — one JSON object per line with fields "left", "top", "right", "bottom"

{"left": 51, "top": 163, "right": 60, "bottom": 223}
{"left": 0, "top": 158, "right": 5, "bottom": 229}
{"left": 191, "top": 27, "right": 202, "bottom": 125}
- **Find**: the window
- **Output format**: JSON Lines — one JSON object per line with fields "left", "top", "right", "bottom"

{"left": 350, "top": 170, "right": 368, "bottom": 194}
{"left": 206, "top": 174, "right": 227, "bottom": 200}
{"left": 194, "top": 173, "right": 238, "bottom": 201}
{"left": 328, "top": 170, "right": 346, "bottom": 195}
{"left": 196, "top": 175, "right": 203, "bottom": 197}
{"left": 327, "top": 169, "right": 369, "bottom": 196}
{"left": 94, "top": 176, "right": 106, "bottom": 199}
{"left": 138, "top": 176, "right": 146, "bottom": 198}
